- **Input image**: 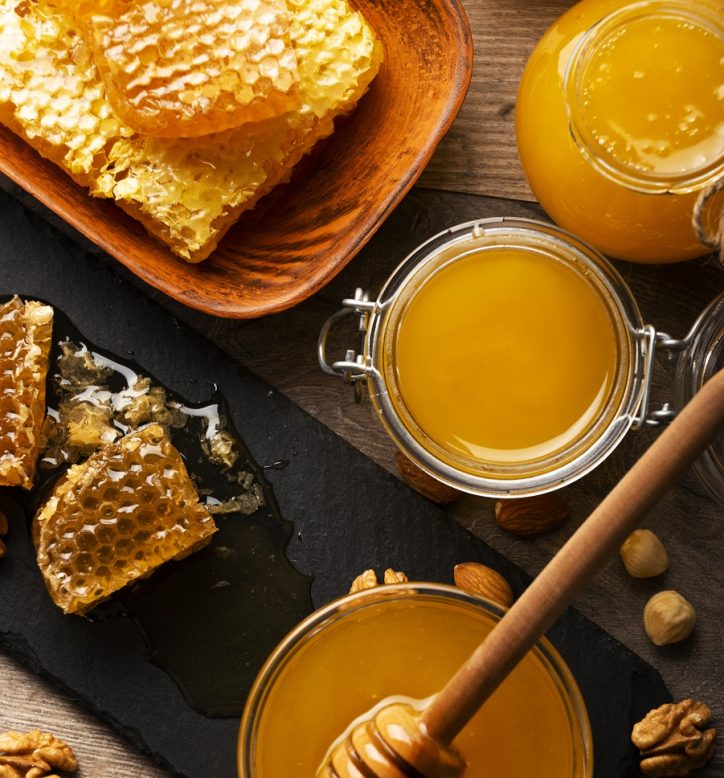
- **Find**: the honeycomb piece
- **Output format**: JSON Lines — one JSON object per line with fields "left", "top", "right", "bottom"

{"left": 0, "top": 0, "right": 383, "bottom": 261}
{"left": 70, "top": 0, "right": 301, "bottom": 138}
{"left": 33, "top": 423, "right": 217, "bottom": 615}
{"left": 0, "top": 296, "right": 53, "bottom": 490}
{"left": 93, "top": 0, "right": 384, "bottom": 261}
{"left": 0, "top": 2, "right": 132, "bottom": 183}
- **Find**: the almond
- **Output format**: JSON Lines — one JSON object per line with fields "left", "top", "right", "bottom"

{"left": 453, "top": 562, "right": 514, "bottom": 608}
{"left": 494, "top": 493, "right": 569, "bottom": 537}
{"left": 394, "top": 451, "right": 459, "bottom": 506}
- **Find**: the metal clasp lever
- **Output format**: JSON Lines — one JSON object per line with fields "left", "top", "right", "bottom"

{"left": 632, "top": 326, "right": 687, "bottom": 430}
{"left": 318, "top": 289, "right": 375, "bottom": 402}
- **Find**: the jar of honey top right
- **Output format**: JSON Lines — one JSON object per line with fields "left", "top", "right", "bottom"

{"left": 516, "top": 0, "right": 724, "bottom": 263}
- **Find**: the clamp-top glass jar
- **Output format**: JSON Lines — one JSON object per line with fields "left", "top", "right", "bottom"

{"left": 319, "top": 218, "right": 723, "bottom": 500}
{"left": 516, "top": 0, "right": 724, "bottom": 262}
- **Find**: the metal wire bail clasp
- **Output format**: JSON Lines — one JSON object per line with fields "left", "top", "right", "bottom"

{"left": 631, "top": 326, "right": 688, "bottom": 430}
{"left": 318, "top": 289, "right": 375, "bottom": 402}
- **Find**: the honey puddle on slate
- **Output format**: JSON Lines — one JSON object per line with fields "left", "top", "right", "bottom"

{"left": 10, "top": 300, "right": 313, "bottom": 718}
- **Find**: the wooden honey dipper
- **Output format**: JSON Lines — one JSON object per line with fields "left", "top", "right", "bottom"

{"left": 318, "top": 369, "right": 724, "bottom": 778}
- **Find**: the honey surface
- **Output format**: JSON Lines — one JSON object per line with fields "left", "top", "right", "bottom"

{"left": 578, "top": 16, "right": 722, "bottom": 177}
{"left": 33, "top": 423, "right": 217, "bottom": 615}
{"left": 0, "top": 297, "right": 53, "bottom": 489}
{"left": 393, "top": 248, "right": 617, "bottom": 464}
{"left": 252, "top": 599, "right": 578, "bottom": 777}
{"left": 516, "top": 0, "right": 724, "bottom": 262}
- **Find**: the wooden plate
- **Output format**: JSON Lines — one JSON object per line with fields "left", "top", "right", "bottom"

{"left": 0, "top": 0, "right": 472, "bottom": 318}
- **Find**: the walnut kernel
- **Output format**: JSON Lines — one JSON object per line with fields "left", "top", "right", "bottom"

{"left": 0, "top": 730, "right": 77, "bottom": 777}
{"left": 349, "top": 569, "right": 379, "bottom": 593}
{"left": 349, "top": 568, "right": 409, "bottom": 594}
{"left": 383, "top": 569, "right": 409, "bottom": 584}
{"left": 632, "top": 700, "right": 716, "bottom": 776}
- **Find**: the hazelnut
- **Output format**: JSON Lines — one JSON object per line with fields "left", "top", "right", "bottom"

{"left": 620, "top": 529, "right": 669, "bottom": 578}
{"left": 644, "top": 591, "right": 696, "bottom": 646}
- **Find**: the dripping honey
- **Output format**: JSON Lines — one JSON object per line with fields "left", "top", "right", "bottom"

{"left": 391, "top": 247, "right": 618, "bottom": 467}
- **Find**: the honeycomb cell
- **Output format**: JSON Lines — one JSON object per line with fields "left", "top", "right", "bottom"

{"left": 33, "top": 423, "right": 217, "bottom": 615}
{"left": 71, "top": 0, "right": 301, "bottom": 137}
{"left": 0, "top": 0, "right": 383, "bottom": 262}
{"left": 0, "top": 297, "right": 54, "bottom": 489}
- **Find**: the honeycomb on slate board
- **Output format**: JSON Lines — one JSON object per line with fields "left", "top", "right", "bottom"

{"left": 70, "top": 0, "right": 301, "bottom": 138}
{"left": 33, "top": 423, "right": 217, "bottom": 615}
{"left": 0, "top": 296, "right": 53, "bottom": 490}
{"left": 0, "top": 0, "right": 383, "bottom": 262}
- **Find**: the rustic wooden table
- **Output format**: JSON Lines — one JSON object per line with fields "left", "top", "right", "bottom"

{"left": 1, "top": 1, "right": 722, "bottom": 776}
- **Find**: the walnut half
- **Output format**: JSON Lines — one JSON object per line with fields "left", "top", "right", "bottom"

{"left": 349, "top": 568, "right": 409, "bottom": 594}
{"left": 0, "top": 730, "right": 78, "bottom": 778}
{"left": 632, "top": 700, "right": 717, "bottom": 777}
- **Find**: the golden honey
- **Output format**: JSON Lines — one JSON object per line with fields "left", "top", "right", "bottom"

{"left": 240, "top": 588, "right": 591, "bottom": 777}
{"left": 34, "top": 423, "right": 217, "bottom": 615}
{"left": 0, "top": 296, "right": 53, "bottom": 490}
{"left": 516, "top": 0, "right": 724, "bottom": 262}
{"left": 392, "top": 246, "right": 618, "bottom": 466}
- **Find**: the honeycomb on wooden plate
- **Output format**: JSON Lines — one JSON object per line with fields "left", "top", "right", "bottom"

{"left": 33, "top": 423, "right": 217, "bottom": 615}
{"left": 70, "top": 0, "right": 301, "bottom": 138}
{"left": 0, "top": 296, "right": 53, "bottom": 490}
{"left": 0, "top": 0, "right": 383, "bottom": 262}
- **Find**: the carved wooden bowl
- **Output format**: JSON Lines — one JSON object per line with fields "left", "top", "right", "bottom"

{"left": 0, "top": 0, "right": 472, "bottom": 318}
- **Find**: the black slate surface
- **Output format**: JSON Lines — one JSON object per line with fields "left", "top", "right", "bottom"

{"left": 0, "top": 190, "right": 671, "bottom": 777}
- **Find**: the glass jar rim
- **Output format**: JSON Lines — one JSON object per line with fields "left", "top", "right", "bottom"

{"left": 563, "top": 0, "right": 724, "bottom": 195}
{"left": 237, "top": 582, "right": 594, "bottom": 778}
{"left": 364, "top": 217, "right": 646, "bottom": 497}
{"left": 675, "top": 292, "right": 724, "bottom": 505}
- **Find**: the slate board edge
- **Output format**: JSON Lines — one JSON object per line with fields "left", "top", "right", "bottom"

{"left": 0, "top": 630, "right": 182, "bottom": 777}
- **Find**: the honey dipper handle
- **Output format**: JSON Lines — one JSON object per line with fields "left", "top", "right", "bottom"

{"left": 422, "top": 368, "right": 724, "bottom": 746}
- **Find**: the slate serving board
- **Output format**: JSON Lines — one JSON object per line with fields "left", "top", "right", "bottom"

{"left": 0, "top": 190, "right": 671, "bottom": 777}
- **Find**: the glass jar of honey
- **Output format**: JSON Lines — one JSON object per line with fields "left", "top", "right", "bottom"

{"left": 238, "top": 584, "right": 593, "bottom": 777}
{"left": 516, "top": 0, "right": 723, "bottom": 262}
{"left": 319, "top": 218, "right": 723, "bottom": 499}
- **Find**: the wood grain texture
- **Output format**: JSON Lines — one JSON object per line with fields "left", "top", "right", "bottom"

{"left": 418, "top": 0, "right": 573, "bottom": 200}
{"left": 0, "top": 0, "right": 472, "bottom": 318}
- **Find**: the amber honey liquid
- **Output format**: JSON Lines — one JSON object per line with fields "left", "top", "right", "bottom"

{"left": 250, "top": 596, "right": 584, "bottom": 776}
{"left": 392, "top": 247, "right": 618, "bottom": 465}
{"left": 517, "top": 0, "right": 724, "bottom": 262}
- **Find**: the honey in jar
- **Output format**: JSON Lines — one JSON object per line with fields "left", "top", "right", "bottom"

{"left": 239, "top": 586, "right": 592, "bottom": 777}
{"left": 516, "top": 0, "right": 724, "bottom": 262}
{"left": 393, "top": 245, "right": 618, "bottom": 465}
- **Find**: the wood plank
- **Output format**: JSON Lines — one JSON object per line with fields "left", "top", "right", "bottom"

{"left": 419, "top": 0, "right": 573, "bottom": 200}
